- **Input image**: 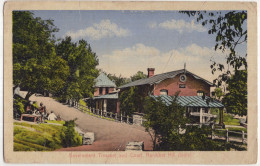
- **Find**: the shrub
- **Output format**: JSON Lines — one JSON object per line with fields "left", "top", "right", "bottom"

{"left": 60, "top": 120, "right": 82, "bottom": 147}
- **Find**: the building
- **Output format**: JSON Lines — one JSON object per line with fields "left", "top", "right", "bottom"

{"left": 89, "top": 73, "right": 118, "bottom": 113}
{"left": 118, "top": 68, "right": 224, "bottom": 125}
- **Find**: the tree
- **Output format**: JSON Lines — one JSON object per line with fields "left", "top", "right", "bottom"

{"left": 119, "top": 86, "right": 146, "bottom": 116}
{"left": 222, "top": 70, "right": 247, "bottom": 116}
{"left": 56, "top": 37, "right": 99, "bottom": 101}
{"left": 143, "top": 94, "right": 225, "bottom": 151}
{"left": 181, "top": 11, "right": 247, "bottom": 87}
{"left": 130, "top": 71, "right": 147, "bottom": 82}
{"left": 143, "top": 94, "right": 187, "bottom": 150}
{"left": 13, "top": 11, "right": 69, "bottom": 100}
{"left": 106, "top": 73, "right": 130, "bottom": 87}
{"left": 214, "top": 87, "right": 224, "bottom": 100}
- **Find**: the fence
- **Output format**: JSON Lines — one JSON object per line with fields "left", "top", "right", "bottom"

{"left": 212, "top": 128, "right": 247, "bottom": 144}
{"left": 70, "top": 100, "right": 138, "bottom": 125}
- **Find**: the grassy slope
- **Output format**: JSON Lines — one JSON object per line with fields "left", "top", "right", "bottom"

{"left": 14, "top": 121, "right": 82, "bottom": 151}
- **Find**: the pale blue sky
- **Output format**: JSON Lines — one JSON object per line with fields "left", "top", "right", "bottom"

{"left": 32, "top": 10, "right": 247, "bottom": 82}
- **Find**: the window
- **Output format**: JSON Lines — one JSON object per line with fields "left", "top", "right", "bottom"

{"left": 99, "top": 88, "right": 103, "bottom": 95}
{"left": 160, "top": 89, "right": 168, "bottom": 95}
{"left": 197, "top": 90, "right": 204, "bottom": 96}
{"left": 106, "top": 87, "right": 109, "bottom": 94}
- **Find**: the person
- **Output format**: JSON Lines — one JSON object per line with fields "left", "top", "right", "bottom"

{"left": 25, "top": 101, "right": 33, "bottom": 114}
{"left": 48, "top": 111, "right": 57, "bottom": 121}
{"left": 39, "top": 102, "right": 46, "bottom": 114}
{"left": 39, "top": 102, "right": 47, "bottom": 122}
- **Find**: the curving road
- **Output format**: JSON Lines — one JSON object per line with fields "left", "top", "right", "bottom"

{"left": 29, "top": 94, "right": 153, "bottom": 151}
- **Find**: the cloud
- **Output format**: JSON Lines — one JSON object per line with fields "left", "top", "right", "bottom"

{"left": 99, "top": 43, "right": 228, "bottom": 82}
{"left": 65, "top": 19, "right": 130, "bottom": 40}
{"left": 149, "top": 19, "right": 207, "bottom": 33}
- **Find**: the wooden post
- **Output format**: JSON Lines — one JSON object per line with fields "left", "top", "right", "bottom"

{"left": 110, "top": 112, "right": 112, "bottom": 118}
{"left": 219, "top": 108, "right": 224, "bottom": 126}
{"left": 121, "top": 113, "right": 123, "bottom": 122}
{"left": 200, "top": 107, "right": 203, "bottom": 124}
{"left": 226, "top": 129, "right": 229, "bottom": 143}
{"left": 101, "top": 109, "right": 103, "bottom": 117}
{"left": 115, "top": 113, "right": 117, "bottom": 120}
{"left": 211, "top": 124, "right": 214, "bottom": 140}
{"left": 127, "top": 115, "right": 129, "bottom": 124}
{"left": 141, "top": 117, "right": 143, "bottom": 125}
{"left": 242, "top": 131, "right": 245, "bottom": 144}
{"left": 97, "top": 109, "right": 99, "bottom": 115}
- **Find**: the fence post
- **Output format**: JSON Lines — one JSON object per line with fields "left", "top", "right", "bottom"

{"left": 242, "top": 131, "right": 245, "bottom": 144}
{"left": 110, "top": 112, "right": 112, "bottom": 118}
{"left": 226, "top": 129, "right": 229, "bottom": 143}
{"left": 101, "top": 109, "right": 103, "bottom": 117}
{"left": 115, "top": 113, "right": 117, "bottom": 121}
{"left": 211, "top": 124, "right": 214, "bottom": 140}
{"left": 127, "top": 115, "right": 129, "bottom": 124}
{"left": 141, "top": 117, "right": 143, "bottom": 125}
{"left": 121, "top": 113, "right": 123, "bottom": 122}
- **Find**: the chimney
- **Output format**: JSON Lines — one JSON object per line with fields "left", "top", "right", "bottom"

{"left": 147, "top": 68, "right": 155, "bottom": 78}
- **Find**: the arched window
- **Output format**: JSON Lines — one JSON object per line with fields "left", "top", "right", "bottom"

{"left": 197, "top": 90, "right": 204, "bottom": 96}
{"left": 160, "top": 89, "right": 168, "bottom": 96}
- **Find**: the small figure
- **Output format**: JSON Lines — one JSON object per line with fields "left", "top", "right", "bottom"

{"left": 48, "top": 111, "right": 57, "bottom": 121}
{"left": 39, "top": 102, "right": 47, "bottom": 122}
{"left": 25, "top": 101, "right": 33, "bottom": 114}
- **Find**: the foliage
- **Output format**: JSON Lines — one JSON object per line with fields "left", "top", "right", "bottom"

{"left": 214, "top": 88, "right": 224, "bottom": 100}
{"left": 222, "top": 70, "right": 247, "bottom": 116}
{"left": 79, "top": 99, "right": 87, "bottom": 110}
{"left": 13, "top": 11, "right": 69, "bottom": 100}
{"left": 130, "top": 71, "right": 147, "bottom": 82}
{"left": 13, "top": 97, "right": 26, "bottom": 114}
{"left": 45, "top": 120, "right": 66, "bottom": 125}
{"left": 56, "top": 37, "right": 99, "bottom": 101}
{"left": 119, "top": 86, "right": 146, "bottom": 116}
{"left": 60, "top": 120, "right": 82, "bottom": 147}
{"left": 101, "top": 71, "right": 130, "bottom": 87}
{"left": 143, "top": 95, "right": 233, "bottom": 151}
{"left": 181, "top": 11, "right": 247, "bottom": 87}
{"left": 143, "top": 94, "right": 188, "bottom": 150}
{"left": 162, "top": 126, "right": 225, "bottom": 151}
{"left": 14, "top": 121, "right": 82, "bottom": 151}
{"left": 13, "top": 122, "right": 64, "bottom": 151}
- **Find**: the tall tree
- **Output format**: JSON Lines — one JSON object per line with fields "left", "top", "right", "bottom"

{"left": 130, "top": 71, "right": 147, "bottom": 82}
{"left": 56, "top": 37, "right": 99, "bottom": 101}
{"left": 13, "top": 11, "right": 69, "bottom": 100}
{"left": 222, "top": 70, "right": 247, "bottom": 116}
{"left": 181, "top": 11, "right": 247, "bottom": 86}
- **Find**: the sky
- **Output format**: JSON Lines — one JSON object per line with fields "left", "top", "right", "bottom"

{"left": 32, "top": 10, "right": 247, "bottom": 82}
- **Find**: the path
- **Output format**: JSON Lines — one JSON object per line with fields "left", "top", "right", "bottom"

{"left": 28, "top": 94, "right": 153, "bottom": 151}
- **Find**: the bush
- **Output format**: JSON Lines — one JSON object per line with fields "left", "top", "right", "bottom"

{"left": 14, "top": 97, "right": 27, "bottom": 114}
{"left": 60, "top": 120, "right": 82, "bottom": 147}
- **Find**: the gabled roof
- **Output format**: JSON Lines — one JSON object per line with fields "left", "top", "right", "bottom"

{"left": 151, "top": 95, "right": 224, "bottom": 108}
{"left": 119, "top": 69, "right": 213, "bottom": 89}
{"left": 95, "top": 73, "right": 116, "bottom": 88}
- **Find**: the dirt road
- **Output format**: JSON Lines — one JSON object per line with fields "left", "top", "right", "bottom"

{"left": 29, "top": 94, "right": 153, "bottom": 151}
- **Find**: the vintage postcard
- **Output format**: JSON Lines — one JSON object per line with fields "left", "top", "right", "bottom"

{"left": 3, "top": 0, "right": 258, "bottom": 164}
